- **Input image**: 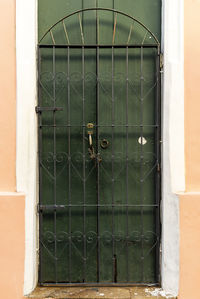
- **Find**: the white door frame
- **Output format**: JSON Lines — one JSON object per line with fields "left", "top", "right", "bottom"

{"left": 16, "top": 0, "right": 184, "bottom": 296}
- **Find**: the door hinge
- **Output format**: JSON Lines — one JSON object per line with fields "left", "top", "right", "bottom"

{"left": 157, "top": 162, "right": 161, "bottom": 172}
{"left": 160, "top": 53, "right": 164, "bottom": 70}
{"left": 35, "top": 106, "right": 63, "bottom": 113}
{"left": 37, "top": 203, "right": 40, "bottom": 213}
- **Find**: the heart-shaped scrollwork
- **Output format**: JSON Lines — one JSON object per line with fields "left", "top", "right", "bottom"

{"left": 41, "top": 151, "right": 68, "bottom": 180}
{"left": 39, "top": 71, "right": 68, "bottom": 103}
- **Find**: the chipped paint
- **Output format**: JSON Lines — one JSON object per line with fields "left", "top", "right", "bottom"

{"left": 145, "top": 288, "right": 175, "bottom": 298}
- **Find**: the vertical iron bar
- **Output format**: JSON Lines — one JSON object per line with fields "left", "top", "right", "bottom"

{"left": 112, "top": 13, "right": 117, "bottom": 45}
{"left": 79, "top": 13, "right": 85, "bottom": 45}
{"left": 140, "top": 46, "right": 144, "bottom": 281}
{"left": 82, "top": 0, "right": 84, "bottom": 33}
{"left": 96, "top": 7, "right": 100, "bottom": 282}
{"left": 112, "top": 0, "right": 115, "bottom": 37}
{"left": 82, "top": 45, "right": 86, "bottom": 282}
{"left": 67, "top": 46, "right": 72, "bottom": 283}
{"left": 111, "top": 45, "right": 115, "bottom": 282}
{"left": 96, "top": 45, "right": 100, "bottom": 282}
{"left": 112, "top": 2, "right": 115, "bottom": 281}
{"left": 126, "top": 46, "right": 129, "bottom": 282}
{"left": 62, "top": 21, "right": 70, "bottom": 44}
{"left": 50, "top": 30, "right": 56, "bottom": 45}
{"left": 155, "top": 47, "right": 161, "bottom": 283}
{"left": 127, "top": 22, "right": 134, "bottom": 45}
{"left": 53, "top": 46, "right": 57, "bottom": 282}
{"left": 38, "top": 46, "right": 43, "bottom": 283}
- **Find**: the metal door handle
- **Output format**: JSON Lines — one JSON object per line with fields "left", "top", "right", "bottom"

{"left": 88, "top": 133, "right": 93, "bottom": 147}
{"left": 87, "top": 123, "right": 94, "bottom": 148}
{"left": 87, "top": 123, "right": 95, "bottom": 160}
{"left": 87, "top": 123, "right": 102, "bottom": 163}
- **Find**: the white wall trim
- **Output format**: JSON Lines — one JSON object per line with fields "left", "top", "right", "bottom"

{"left": 16, "top": 0, "right": 184, "bottom": 296}
{"left": 16, "top": 0, "right": 38, "bottom": 295}
{"left": 161, "top": 0, "right": 185, "bottom": 296}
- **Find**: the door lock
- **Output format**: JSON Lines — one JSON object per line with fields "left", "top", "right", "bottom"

{"left": 100, "top": 139, "right": 109, "bottom": 149}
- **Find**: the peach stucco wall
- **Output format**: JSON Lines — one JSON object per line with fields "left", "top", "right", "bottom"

{"left": 179, "top": 194, "right": 200, "bottom": 299}
{"left": 0, "top": 0, "right": 25, "bottom": 299}
{"left": 0, "top": 0, "right": 16, "bottom": 191}
{"left": 179, "top": 0, "right": 200, "bottom": 298}
{"left": 184, "top": 0, "right": 200, "bottom": 191}
{"left": 0, "top": 195, "right": 25, "bottom": 299}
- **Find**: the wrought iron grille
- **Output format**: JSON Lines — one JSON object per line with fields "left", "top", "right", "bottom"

{"left": 37, "top": 8, "right": 161, "bottom": 286}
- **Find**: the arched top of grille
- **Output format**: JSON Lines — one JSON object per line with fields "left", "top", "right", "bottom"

{"left": 39, "top": 7, "right": 160, "bottom": 46}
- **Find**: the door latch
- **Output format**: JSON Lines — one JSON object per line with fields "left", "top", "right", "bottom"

{"left": 87, "top": 123, "right": 95, "bottom": 161}
{"left": 87, "top": 123, "right": 93, "bottom": 147}
{"left": 87, "top": 123, "right": 102, "bottom": 163}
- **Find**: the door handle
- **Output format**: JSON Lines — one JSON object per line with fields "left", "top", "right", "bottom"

{"left": 87, "top": 123, "right": 95, "bottom": 160}
{"left": 87, "top": 123, "right": 102, "bottom": 163}
{"left": 87, "top": 123, "right": 94, "bottom": 148}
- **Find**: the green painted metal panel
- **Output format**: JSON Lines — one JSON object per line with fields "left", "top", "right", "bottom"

{"left": 38, "top": 1, "right": 161, "bottom": 42}
{"left": 38, "top": 0, "right": 161, "bottom": 284}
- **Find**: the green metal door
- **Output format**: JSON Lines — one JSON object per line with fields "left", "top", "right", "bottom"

{"left": 38, "top": 1, "right": 161, "bottom": 285}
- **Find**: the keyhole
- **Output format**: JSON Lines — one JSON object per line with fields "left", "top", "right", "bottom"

{"left": 100, "top": 139, "right": 109, "bottom": 149}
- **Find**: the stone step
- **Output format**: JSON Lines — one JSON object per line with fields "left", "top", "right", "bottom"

{"left": 29, "top": 287, "right": 177, "bottom": 299}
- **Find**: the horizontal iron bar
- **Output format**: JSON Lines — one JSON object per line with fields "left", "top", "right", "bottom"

{"left": 35, "top": 106, "right": 63, "bottom": 113}
{"left": 38, "top": 204, "right": 159, "bottom": 211}
{"left": 39, "top": 44, "right": 158, "bottom": 49}
{"left": 40, "top": 282, "right": 160, "bottom": 287}
{"left": 39, "top": 124, "right": 159, "bottom": 128}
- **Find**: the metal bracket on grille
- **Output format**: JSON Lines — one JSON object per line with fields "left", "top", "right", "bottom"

{"left": 35, "top": 106, "right": 63, "bottom": 113}
{"left": 160, "top": 53, "right": 164, "bottom": 69}
{"left": 37, "top": 204, "right": 66, "bottom": 212}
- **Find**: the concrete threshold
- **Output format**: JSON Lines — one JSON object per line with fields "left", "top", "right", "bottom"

{"left": 29, "top": 287, "right": 177, "bottom": 299}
